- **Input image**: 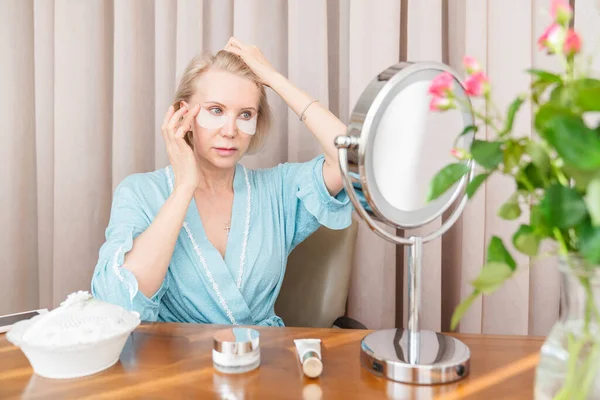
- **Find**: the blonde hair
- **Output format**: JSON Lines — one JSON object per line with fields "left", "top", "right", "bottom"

{"left": 173, "top": 50, "right": 272, "bottom": 154}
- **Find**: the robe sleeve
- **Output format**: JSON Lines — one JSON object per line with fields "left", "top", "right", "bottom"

{"left": 279, "top": 154, "right": 353, "bottom": 252}
{"left": 91, "top": 175, "right": 170, "bottom": 321}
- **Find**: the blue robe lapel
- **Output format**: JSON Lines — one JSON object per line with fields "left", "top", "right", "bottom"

{"left": 166, "top": 165, "right": 254, "bottom": 325}
{"left": 223, "top": 163, "right": 251, "bottom": 290}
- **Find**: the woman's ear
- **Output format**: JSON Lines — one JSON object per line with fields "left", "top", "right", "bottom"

{"left": 180, "top": 100, "right": 189, "bottom": 109}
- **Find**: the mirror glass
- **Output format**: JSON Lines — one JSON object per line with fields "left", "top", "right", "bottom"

{"left": 363, "top": 67, "right": 473, "bottom": 228}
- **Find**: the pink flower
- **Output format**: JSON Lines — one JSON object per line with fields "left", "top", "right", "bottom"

{"left": 429, "top": 95, "right": 454, "bottom": 111}
{"left": 463, "top": 56, "right": 482, "bottom": 75}
{"left": 464, "top": 71, "right": 490, "bottom": 97}
{"left": 428, "top": 72, "right": 454, "bottom": 97}
{"left": 537, "top": 23, "right": 565, "bottom": 53}
{"left": 551, "top": 0, "right": 572, "bottom": 25}
{"left": 450, "top": 148, "right": 469, "bottom": 160}
{"left": 564, "top": 29, "right": 582, "bottom": 55}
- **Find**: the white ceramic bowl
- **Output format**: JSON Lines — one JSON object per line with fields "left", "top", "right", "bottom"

{"left": 6, "top": 291, "right": 140, "bottom": 379}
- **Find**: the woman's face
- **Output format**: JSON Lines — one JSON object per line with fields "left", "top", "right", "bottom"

{"left": 184, "top": 69, "right": 261, "bottom": 170}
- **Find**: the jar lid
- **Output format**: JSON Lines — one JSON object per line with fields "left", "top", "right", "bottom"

{"left": 213, "top": 327, "right": 260, "bottom": 355}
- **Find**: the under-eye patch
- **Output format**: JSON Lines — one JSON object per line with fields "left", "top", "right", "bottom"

{"left": 236, "top": 114, "right": 257, "bottom": 135}
{"left": 197, "top": 107, "right": 227, "bottom": 129}
{"left": 196, "top": 108, "right": 257, "bottom": 136}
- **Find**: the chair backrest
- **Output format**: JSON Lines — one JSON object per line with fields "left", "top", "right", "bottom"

{"left": 275, "top": 219, "right": 359, "bottom": 328}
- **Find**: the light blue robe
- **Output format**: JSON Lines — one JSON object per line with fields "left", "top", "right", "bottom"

{"left": 91, "top": 155, "right": 353, "bottom": 326}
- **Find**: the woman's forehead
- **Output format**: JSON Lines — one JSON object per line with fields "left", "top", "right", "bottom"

{"left": 194, "top": 70, "right": 260, "bottom": 108}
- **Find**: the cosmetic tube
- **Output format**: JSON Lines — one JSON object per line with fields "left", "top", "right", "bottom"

{"left": 294, "top": 338, "right": 323, "bottom": 378}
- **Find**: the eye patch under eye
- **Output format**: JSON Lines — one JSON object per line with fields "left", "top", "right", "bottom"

{"left": 237, "top": 114, "right": 257, "bottom": 135}
{"left": 197, "top": 107, "right": 227, "bottom": 129}
{"left": 196, "top": 107, "right": 257, "bottom": 135}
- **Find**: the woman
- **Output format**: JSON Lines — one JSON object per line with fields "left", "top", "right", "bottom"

{"left": 91, "top": 38, "right": 353, "bottom": 326}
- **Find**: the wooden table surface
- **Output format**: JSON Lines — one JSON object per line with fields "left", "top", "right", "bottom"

{"left": 1, "top": 323, "right": 543, "bottom": 400}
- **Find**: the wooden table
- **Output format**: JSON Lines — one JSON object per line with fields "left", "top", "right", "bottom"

{"left": 1, "top": 323, "right": 543, "bottom": 399}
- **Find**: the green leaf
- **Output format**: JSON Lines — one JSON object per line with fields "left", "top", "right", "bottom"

{"left": 498, "top": 192, "right": 522, "bottom": 220}
{"left": 548, "top": 84, "right": 569, "bottom": 106}
{"left": 525, "top": 141, "right": 551, "bottom": 176}
{"left": 466, "top": 173, "right": 490, "bottom": 198}
{"left": 450, "top": 291, "right": 480, "bottom": 331}
{"left": 526, "top": 163, "right": 547, "bottom": 188}
{"left": 454, "top": 125, "right": 478, "bottom": 151}
{"left": 499, "top": 96, "right": 526, "bottom": 136}
{"left": 471, "top": 140, "right": 503, "bottom": 169}
{"left": 531, "top": 80, "right": 554, "bottom": 104}
{"left": 471, "top": 262, "right": 514, "bottom": 294}
{"left": 503, "top": 141, "right": 524, "bottom": 173}
{"left": 459, "top": 124, "right": 478, "bottom": 138}
{"left": 534, "top": 103, "right": 573, "bottom": 133}
{"left": 513, "top": 225, "right": 541, "bottom": 256}
{"left": 426, "top": 163, "right": 470, "bottom": 202}
{"left": 577, "top": 88, "right": 600, "bottom": 111}
{"left": 585, "top": 177, "right": 600, "bottom": 226}
{"left": 517, "top": 163, "right": 547, "bottom": 191}
{"left": 539, "top": 115, "right": 600, "bottom": 171}
{"left": 544, "top": 79, "right": 600, "bottom": 110}
{"left": 487, "top": 236, "right": 517, "bottom": 270}
{"left": 574, "top": 78, "right": 600, "bottom": 111}
{"left": 577, "top": 220, "right": 600, "bottom": 264}
{"left": 540, "top": 184, "right": 588, "bottom": 229}
{"left": 563, "top": 164, "right": 599, "bottom": 192}
{"left": 531, "top": 205, "right": 552, "bottom": 238}
{"left": 526, "top": 69, "right": 562, "bottom": 83}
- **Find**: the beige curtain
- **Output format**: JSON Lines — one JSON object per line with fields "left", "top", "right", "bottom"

{"left": 1, "top": 0, "right": 597, "bottom": 335}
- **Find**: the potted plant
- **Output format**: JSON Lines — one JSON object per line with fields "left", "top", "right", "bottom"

{"left": 426, "top": 1, "right": 600, "bottom": 398}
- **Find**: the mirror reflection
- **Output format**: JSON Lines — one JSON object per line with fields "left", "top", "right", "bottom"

{"left": 372, "top": 79, "right": 467, "bottom": 213}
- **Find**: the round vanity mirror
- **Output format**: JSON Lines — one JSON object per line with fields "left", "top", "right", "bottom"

{"left": 335, "top": 61, "right": 476, "bottom": 385}
{"left": 340, "top": 62, "right": 474, "bottom": 230}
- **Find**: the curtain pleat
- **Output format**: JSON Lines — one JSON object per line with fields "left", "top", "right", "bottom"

{"left": 0, "top": 0, "right": 39, "bottom": 312}
{"left": 450, "top": 0, "right": 489, "bottom": 334}
{"left": 481, "top": 0, "right": 532, "bottom": 335}
{"left": 346, "top": 0, "right": 401, "bottom": 330}
{"left": 154, "top": 0, "right": 177, "bottom": 169}
{"left": 33, "top": 0, "right": 56, "bottom": 310}
{"left": 52, "top": 0, "right": 114, "bottom": 305}
{"left": 287, "top": 0, "right": 330, "bottom": 163}
{"left": 113, "top": 0, "right": 156, "bottom": 188}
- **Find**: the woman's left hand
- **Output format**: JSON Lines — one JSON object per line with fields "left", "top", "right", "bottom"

{"left": 224, "top": 37, "right": 279, "bottom": 87}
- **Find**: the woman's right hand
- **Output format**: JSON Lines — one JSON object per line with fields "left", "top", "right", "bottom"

{"left": 161, "top": 104, "right": 201, "bottom": 193}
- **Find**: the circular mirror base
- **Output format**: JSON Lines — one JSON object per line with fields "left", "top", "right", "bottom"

{"left": 360, "top": 329, "right": 470, "bottom": 385}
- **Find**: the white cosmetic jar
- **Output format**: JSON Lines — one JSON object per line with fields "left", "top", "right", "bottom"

{"left": 212, "top": 327, "right": 260, "bottom": 374}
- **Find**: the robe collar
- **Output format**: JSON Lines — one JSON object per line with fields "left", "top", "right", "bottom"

{"left": 165, "top": 164, "right": 253, "bottom": 325}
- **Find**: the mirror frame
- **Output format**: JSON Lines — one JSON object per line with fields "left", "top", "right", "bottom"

{"left": 346, "top": 61, "right": 475, "bottom": 229}
{"left": 336, "top": 61, "right": 476, "bottom": 244}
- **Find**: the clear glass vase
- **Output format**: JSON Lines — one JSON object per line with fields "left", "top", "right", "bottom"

{"left": 535, "top": 255, "right": 600, "bottom": 400}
